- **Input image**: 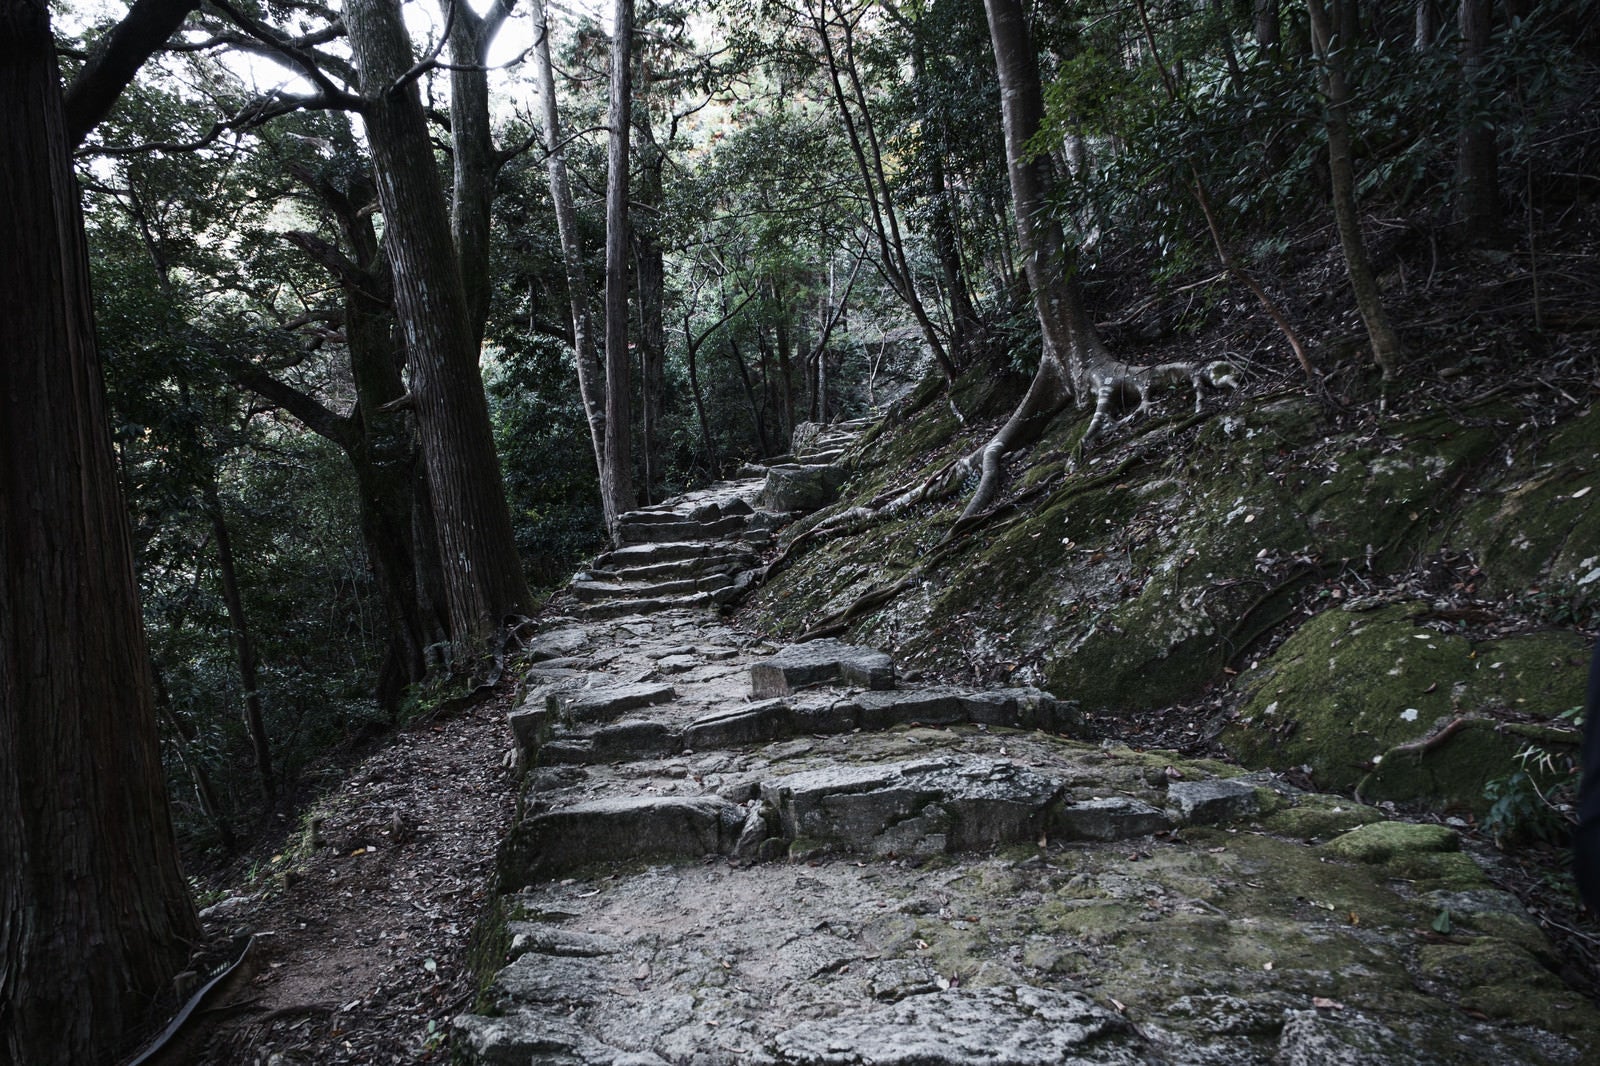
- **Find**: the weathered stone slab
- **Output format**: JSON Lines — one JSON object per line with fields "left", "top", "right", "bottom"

{"left": 584, "top": 719, "right": 679, "bottom": 760}
{"left": 959, "top": 688, "right": 1077, "bottom": 733}
{"left": 851, "top": 688, "right": 967, "bottom": 730}
{"left": 760, "top": 463, "right": 849, "bottom": 512}
{"left": 571, "top": 576, "right": 701, "bottom": 602}
{"left": 505, "top": 923, "right": 623, "bottom": 959}
{"left": 656, "top": 654, "right": 699, "bottom": 674}
{"left": 555, "top": 682, "right": 676, "bottom": 723}
{"left": 455, "top": 1012, "right": 663, "bottom": 1066}
{"left": 608, "top": 550, "right": 758, "bottom": 583}
{"left": 597, "top": 541, "right": 723, "bottom": 567}
{"left": 751, "top": 638, "right": 894, "bottom": 697}
{"left": 770, "top": 986, "right": 1135, "bottom": 1065}
{"left": 579, "top": 593, "right": 718, "bottom": 620}
{"left": 525, "top": 625, "right": 590, "bottom": 662}
{"left": 1166, "top": 778, "right": 1261, "bottom": 825}
{"left": 683, "top": 700, "right": 795, "bottom": 749}
{"left": 498, "top": 795, "right": 744, "bottom": 883}
{"left": 760, "top": 757, "right": 1061, "bottom": 855}
{"left": 1050, "top": 797, "right": 1170, "bottom": 841}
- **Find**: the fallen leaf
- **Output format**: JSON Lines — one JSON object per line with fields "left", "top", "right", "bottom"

{"left": 423, "top": 958, "right": 437, "bottom": 973}
{"left": 1313, "top": 997, "right": 1344, "bottom": 1010}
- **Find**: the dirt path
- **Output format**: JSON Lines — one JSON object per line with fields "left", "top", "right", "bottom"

{"left": 189, "top": 690, "right": 518, "bottom": 1065}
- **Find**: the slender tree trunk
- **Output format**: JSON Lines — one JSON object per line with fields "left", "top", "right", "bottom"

{"left": 202, "top": 475, "right": 276, "bottom": 807}
{"left": 344, "top": 0, "right": 532, "bottom": 643}
{"left": 532, "top": 0, "right": 611, "bottom": 526}
{"left": 813, "top": 0, "right": 957, "bottom": 380}
{"left": 1414, "top": 0, "right": 1438, "bottom": 47}
{"left": 1, "top": 6, "right": 199, "bottom": 1061}
{"left": 602, "top": 0, "right": 638, "bottom": 538}
{"left": 1454, "top": 0, "right": 1500, "bottom": 242}
{"left": 152, "top": 663, "right": 237, "bottom": 852}
{"left": 728, "top": 337, "right": 772, "bottom": 456}
{"left": 1254, "top": 0, "right": 1282, "bottom": 54}
{"left": 1308, "top": 0, "right": 1403, "bottom": 378}
{"left": 442, "top": 0, "right": 507, "bottom": 347}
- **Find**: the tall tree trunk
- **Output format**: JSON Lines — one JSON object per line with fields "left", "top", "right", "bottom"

{"left": 631, "top": 47, "right": 667, "bottom": 505}
{"left": 441, "top": 0, "right": 510, "bottom": 347}
{"left": 1454, "top": 0, "right": 1500, "bottom": 242}
{"left": 728, "top": 337, "right": 772, "bottom": 457}
{"left": 532, "top": 0, "right": 611, "bottom": 527}
{"left": 202, "top": 475, "right": 276, "bottom": 807}
{"left": 344, "top": 0, "right": 532, "bottom": 644}
{"left": 1, "top": 6, "right": 199, "bottom": 1062}
{"left": 602, "top": 0, "right": 638, "bottom": 538}
{"left": 1308, "top": 0, "right": 1403, "bottom": 378}
{"left": 1255, "top": 0, "right": 1281, "bottom": 54}
{"left": 1414, "top": 0, "right": 1439, "bottom": 47}
{"left": 152, "top": 662, "right": 237, "bottom": 852}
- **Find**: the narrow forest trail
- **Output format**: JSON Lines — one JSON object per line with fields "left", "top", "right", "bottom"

{"left": 180, "top": 419, "right": 1598, "bottom": 1065}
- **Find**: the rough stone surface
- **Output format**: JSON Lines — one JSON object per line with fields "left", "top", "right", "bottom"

{"left": 760, "top": 756, "right": 1062, "bottom": 855}
{"left": 760, "top": 463, "right": 849, "bottom": 512}
{"left": 463, "top": 449, "right": 1595, "bottom": 1066}
{"left": 1051, "top": 797, "right": 1170, "bottom": 841}
{"left": 769, "top": 986, "right": 1138, "bottom": 1065}
{"left": 556, "top": 682, "right": 677, "bottom": 723}
{"left": 750, "top": 638, "right": 895, "bottom": 697}
{"left": 499, "top": 795, "right": 743, "bottom": 883}
{"left": 1166, "top": 778, "right": 1261, "bottom": 825}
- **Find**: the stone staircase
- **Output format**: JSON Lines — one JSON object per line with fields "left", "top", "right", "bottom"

{"left": 456, "top": 423, "right": 1598, "bottom": 1064}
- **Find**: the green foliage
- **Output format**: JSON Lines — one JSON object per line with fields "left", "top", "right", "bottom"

{"left": 1482, "top": 705, "right": 1583, "bottom": 848}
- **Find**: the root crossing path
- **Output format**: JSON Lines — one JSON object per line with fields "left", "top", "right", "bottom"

{"left": 454, "top": 426, "right": 1599, "bottom": 1064}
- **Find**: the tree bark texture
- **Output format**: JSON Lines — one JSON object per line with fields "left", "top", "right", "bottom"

{"left": 633, "top": 105, "right": 667, "bottom": 504}
{"left": 344, "top": 0, "right": 532, "bottom": 643}
{"left": 443, "top": 0, "right": 510, "bottom": 347}
{"left": 603, "top": 0, "right": 638, "bottom": 539}
{"left": 1307, "top": 0, "right": 1403, "bottom": 378}
{"left": 1, "top": 6, "right": 199, "bottom": 1062}
{"left": 1454, "top": 0, "right": 1501, "bottom": 241}
{"left": 533, "top": 0, "right": 612, "bottom": 526}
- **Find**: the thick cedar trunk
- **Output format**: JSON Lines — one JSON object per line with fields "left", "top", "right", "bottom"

{"left": 202, "top": 476, "right": 276, "bottom": 806}
{"left": 602, "top": 0, "right": 638, "bottom": 539}
{"left": 1308, "top": 0, "right": 1403, "bottom": 378}
{"left": 1, "top": 5, "right": 199, "bottom": 1062}
{"left": 344, "top": 0, "right": 532, "bottom": 643}
{"left": 532, "top": 0, "right": 611, "bottom": 526}
{"left": 1454, "top": 0, "right": 1500, "bottom": 241}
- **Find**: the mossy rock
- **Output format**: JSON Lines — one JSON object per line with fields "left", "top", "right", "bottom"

{"left": 1222, "top": 603, "right": 1586, "bottom": 808}
{"left": 1260, "top": 794, "right": 1386, "bottom": 840}
{"left": 1435, "top": 402, "right": 1600, "bottom": 605}
{"left": 1318, "top": 821, "right": 1459, "bottom": 864}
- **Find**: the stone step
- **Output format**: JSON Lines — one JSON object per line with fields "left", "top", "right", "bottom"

{"left": 592, "top": 550, "right": 759, "bottom": 585}
{"left": 574, "top": 592, "right": 721, "bottom": 620}
{"left": 570, "top": 571, "right": 735, "bottom": 603}
{"left": 595, "top": 541, "right": 756, "bottom": 569}
{"left": 616, "top": 514, "right": 752, "bottom": 545}
{"left": 498, "top": 794, "right": 745, "bottom": 884}
{"left": 496, "top": 753, "right": 1172, "bottom": 886}
{"left": 750, "top": 638, "right": 895, "bottom": 696}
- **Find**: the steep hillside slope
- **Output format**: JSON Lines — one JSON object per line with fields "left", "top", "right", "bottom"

{"left": 744, "top": 360, "right": 1600, "bottom": 815}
